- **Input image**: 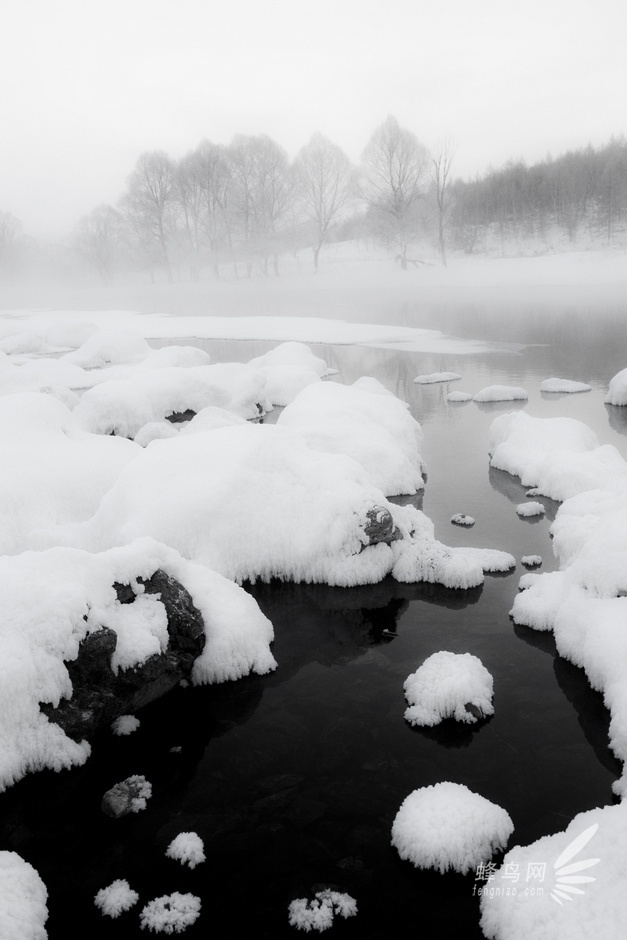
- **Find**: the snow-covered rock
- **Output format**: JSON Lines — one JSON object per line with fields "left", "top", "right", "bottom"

{"left": 605, "top": 367, "right": 627, "bottom": 406}
{"left": 540, "top": 377, "right": 591, "bottom": 393}
{"left": 403, "top": 651, "right": 494, "bottom": 726}
{"left": 139, "top": 893, "right": 201, "bottom": 934}
{"left": 474, "top": 385, "right": 528, "bottom": 403}
{"left": 288, "top": 890, "right": 357, "bottom": 933}
{"left": 0, "top": 852, "right": 48, "bottom": 940}
{"left": 60, "top": 327, "right": 151, "bottom": 368}
{"left": 278, "top": 377, "right": 425, "bottom": 495}
{"left": 95, "top": 879, "right": 139, "bottom": 918}
{"left": 414, "top": 371, "right": 461, "bottom": 384}
{"left": 391, "top": 782, "right": 513, "bottom": 873}
{"left": 166, "top": 832, "right": 205, "bottom": 869}
{"left": 451, "top": 513, "right": 475, "bottom": 526}
{"left": 516, "top": 501, "right": 546, "bottom": 517}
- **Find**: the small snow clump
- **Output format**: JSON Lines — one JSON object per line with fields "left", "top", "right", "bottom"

{"left": 473, "top": 385, "right": 528, "bottom": 402}
{"left": 521, "top": 555, "right": 542, "bottom": 567}
{"left": 447, "top": 390, "right": 473, "bottom": 402}
{"left": 139, "top": 892, "right": 201, "bottom": 934}
{"left": 165, "top": 832, "right": 205, "bottom": 869}
{"left": 111, "top": 715, "right": 140, "bottom": 736}
{"left": 403, "top": 651, "right": 494, "bottom": 726}
{"left": 414, "top": 371, "right": 461, "bottom": 384}
{"left": 391, "top": 782, "right": 514, "bottom": 873}
{"left": 451, "top": 513, "right": 475, "bottom": 526}
{"left": 94, "top": 879, "right": 139, "bottom": 918}
{"left": 516, "top": 501, "right": 545, "bottom": 517}
{"left": 288, "top": 889, "right": 357, "bottom": 932}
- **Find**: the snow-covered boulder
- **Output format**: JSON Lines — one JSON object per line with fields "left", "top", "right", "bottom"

{"left": 480, "top": 804, "right": 618, "bottom": 939}
{"left": 139, "top": 893, "right": 201, "bottom": 934}
{"left": 0, "top": 852, "right": 48, "bottom": 940}
{"left": 101, "top": 774, "right": 152, "bottom": 818}
{"left": 489, "top": 411, "right": 627, "bottom": 501}
{"left": 414, "top": 371, "right": 461, "bottom": 384}
{"left": 166, "top": 832, "right": 206, "bottom": 869}
{"left": 0, "top": 538, "right": 275, "bottom": 791}
{"left": 391, "top": 782, "right": 513, "bottom": 873}
{"left": 447, "top": 390, "right": 473, "bottom": 402}
{"left": 516, "top": 501, "right": 546, "bottom": 517}
{"left": 288, "top": 890, "right": 357, "bottom": 932}
{"left": 73, "top": 363, "right": 269, "bottom": 437}
{"left": 247, "top": 341, "right": 331, "bottom": 406}
{"left": 278, "top": 377, "right": 425, "bottom": 495}
{"left": 474, "top": 385, "right": 528, "bottom": 403}
{"left": 540, "top": 377, "right": 591, "bottom": 393}
{"left": 605, "top": 367, "right": 627, "bottom": 406}
{"left": 60, "top": 327, "right": 151, "bottom": 368}
{"left": 94, "top": 879, "right": 139, "bottom": 918}
{"left": 403, "top": 651, "right": 494, "bottom": 726}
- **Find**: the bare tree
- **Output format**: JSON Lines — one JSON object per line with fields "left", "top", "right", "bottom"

{"left": 294, "top": 132, "right": 354, "bottom": 272}
{"left": 73, "top": 204, "right": 125, "bottom": 281}
{"left": 360, "top": 115, "right": 430, "bottom": 266}
{"left": 122, "top": 151, "right": 177, "bottom": 280}
{"left": 431, "top": 138, "right": 457, "bottom": 266}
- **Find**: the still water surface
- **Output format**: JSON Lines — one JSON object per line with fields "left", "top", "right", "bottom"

{"left": 1, "top": 300, "right": 626, "bottom": 939}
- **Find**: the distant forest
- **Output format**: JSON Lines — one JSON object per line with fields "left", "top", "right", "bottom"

{"left": 1, "top": 118, "right": 626, "bottom": 281}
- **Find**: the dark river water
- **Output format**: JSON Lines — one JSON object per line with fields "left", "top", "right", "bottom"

{"left": 1, "top": 296, "right": 626, "bottom": 939}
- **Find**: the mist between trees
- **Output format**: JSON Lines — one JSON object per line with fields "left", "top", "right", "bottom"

{"left": 2, "top": 120, "right": 626, "bottom": 285}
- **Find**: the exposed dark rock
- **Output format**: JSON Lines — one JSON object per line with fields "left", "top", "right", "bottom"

{"left": 363, "top": 507, "right": 402, "bottom": 546}
{"left": 41, "top": 570, "right": 205, "bottom": 742}
{"left": 464, "top": 701, "right": 486, "bottom": 721}
{"left": 165, "top": 408, "right": 196, "bottom": 424}
{"left": 101, "top": 775, "right": 152, "bottom": 818}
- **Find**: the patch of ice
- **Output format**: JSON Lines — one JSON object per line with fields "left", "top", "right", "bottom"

{"left": 94, "top": 879, "right": 139, "bottom": 918}
{"left": 403, "top": 651, "right": 494, "bottom": 726}
{"left": 166, "top": 832, "right": 205, "bottom": 869}
{"left": 391, "top": 782, "right": 513, "bottom": 874}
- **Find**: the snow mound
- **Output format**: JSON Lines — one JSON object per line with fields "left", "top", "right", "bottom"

{"left": 166, "top": 832, "right": 205, "bottom": 869}
{"left": 0, "top": 332, "right": 54, "bottom": 356}
{"left": 134, "top": 422, "right": 179, "bottom": 447}
{"left": 0, "top": 851, "right": 48, "bottom": 940}
{"left": 414, "top": 371, "right": 462, "bottom": 384}
{"left": 540, "top": 377, "right": 592, "bottom": 393}
{"left": 474, "top": 385, "right": 528, "bottom": 402}
{"left": 403, "top": 651, "right": 494, "bottom": 726}
{"left": 489, "top": 411, "right": 627, "bottom": 501}
{"left": 480, "top": 803, "right": 621, "bottom": 940}
{"left": 94, "top": 879, "right": 139, "bottom": 918}
{"left": 288, "top": 890, "right": 357, "bottom": 932}
{"left": 247, "top": 341, "right": 329, "bottom": 377}
{"left": 111, "top": 715, "right": 140, "bottom": 736}
{"left": 61, "top": 328, "right": 151, "bottom": 368}
{"left": 0, "top": 392, "right": 138, "bottom": 554}
{"left": 277, "top": 377, "right": 425, "bottom": 495}
{"left": 247, "top": 342, "right": 331, "bottom": 406}
{"left": 139, "top": 892, "right": 201, "bottom": 934}
{"left": 391, "top": 782, "right": 513, "bottom": 874}
{"left": 605, "top": 367, "right": 627, "bottom": 406}
{"left": 451, "top": 513, "right": 475, "bottom": 526}
{"left": 73, "top": 363, "right": 268, "bottom": 437}
{"left": 447, "top": 390, "right": 473, "bottom": 402}
{"left": 516, "top": 501, "right": 546, "bottom": 517}
{"left": 178, "top": 406, "right": 247, "bottom": 435}
{"left": 521, "top": 555, "right": 542, "bottom": 567}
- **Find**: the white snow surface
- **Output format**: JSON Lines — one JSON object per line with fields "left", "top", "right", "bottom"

{"left": 60, "top": 327, "right": 151, "bottom": 367}
{"left": 277, "top": 377, "right": 425, "bottom": 495}
{"left": 0, "top": 538, "right": 275, "bottom": 791}
{"left": 391, "top": 782, "right": 513, "bottom": 874}
{"left": 166, "top": 832, "right": 205, "bottom": 869}
{"left": 414, "top": 371, "right": 462, "bottom": 384}
{"left": 94, "top": 879, "right": 139, "bottom": 918}
{"left": 540, "top": 377, "right": 592, "bottom": 393}
{"left": 139, "top": 893, "right": 201, "bottom": 934}
{"left": 287, "top": 890, "right": 357, "bottom": 932}
{"left": 480, "top": 804, "right": 622, "bottom": 940}
{"left": 447, "top": 390, "right": 473, "bottom": 402}
{"left": 489, "top": 411, "right": 627, "bottom": 501}
{"left": 474, "top": 385, "right": 528, "bottom": 402}
{"left": 516, "top": 501, "right": 546, "bottom": 517}
{"left": 605, "top": 367, "right": 627, "bottom": 406}
{"left": 403, "top": 651, "right": 494, "bottom": 726}
{"left": 0, "top": 852, "right": 48, "bottom": 940}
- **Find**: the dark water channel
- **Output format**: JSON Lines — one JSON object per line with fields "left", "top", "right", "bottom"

{"left": 2, "top": 300, "right": 626, "bottom": 938}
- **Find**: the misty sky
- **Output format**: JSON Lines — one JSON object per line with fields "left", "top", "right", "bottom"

{"left": 1, "top": 0, "right": 625, "bottom": 238}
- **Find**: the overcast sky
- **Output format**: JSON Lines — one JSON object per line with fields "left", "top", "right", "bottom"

{"left": 1, "top": 0, "right": 625, "bottom": 237}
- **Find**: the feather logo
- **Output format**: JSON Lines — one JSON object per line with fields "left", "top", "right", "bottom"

{"left": 549, "top": 823, "right": 600, "bottom": 905}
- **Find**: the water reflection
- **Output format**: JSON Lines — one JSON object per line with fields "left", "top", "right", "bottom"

{"left": 605, "top": 403, "right": 627, "bottom": 437}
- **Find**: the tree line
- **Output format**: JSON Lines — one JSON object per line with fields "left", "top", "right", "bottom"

{"left": 2, "top": 123, "right": 626, "bottom": 283}
{"left": 450, "top": 137, "right": 627, "bottom": 254}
